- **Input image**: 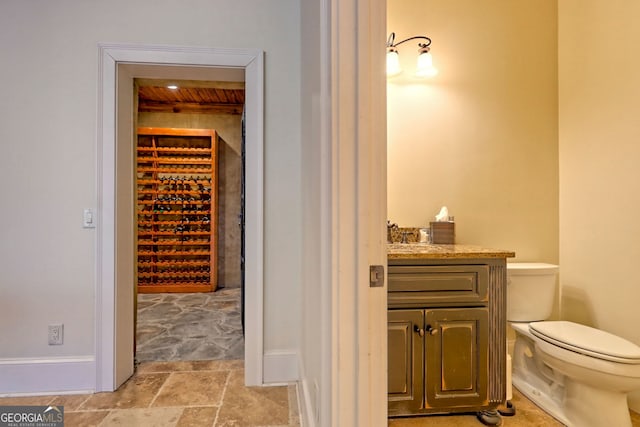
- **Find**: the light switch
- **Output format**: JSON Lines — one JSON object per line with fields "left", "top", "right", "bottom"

{"left": 83, "top": 208, "right": 96, "bottom": 228}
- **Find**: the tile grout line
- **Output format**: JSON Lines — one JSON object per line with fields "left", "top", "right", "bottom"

{"left": 148, "top": 371, "right": 173, "bottom": 409}
{"left": 68, "top": 394, "right": 93, "bottom": 412}
{"left": 212, "top": 369, "right": 233, "bottom": 427}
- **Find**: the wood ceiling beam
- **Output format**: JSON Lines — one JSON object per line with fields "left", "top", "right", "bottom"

{"left": 138, "top": 101, "right": 243, "bottom": 115}
{"left": 136, "top": 78, "right": 245, "bottom": 90}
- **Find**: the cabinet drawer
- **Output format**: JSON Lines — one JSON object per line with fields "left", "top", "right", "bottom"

{"left": 388, "top": 265, "right": 488, "bottom": 307}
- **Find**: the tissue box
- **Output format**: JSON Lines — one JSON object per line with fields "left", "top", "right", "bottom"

{"left": 430, "top": 222, "right": 455, "bottom": 244}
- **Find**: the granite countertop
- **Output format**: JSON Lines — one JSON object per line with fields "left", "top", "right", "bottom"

{"left": 388, "top": 243, "right": 515, "bottom": 259}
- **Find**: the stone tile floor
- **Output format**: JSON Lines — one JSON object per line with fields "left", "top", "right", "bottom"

{"left": 4, "top": 286, "right": 639, "bottom": 426}
{"left": 0, "top": 360, "right": 299, "bottom": 426}
{"left": 388, "top": 390, "right": 560, "bottom": 426}
{"left": 389, "top": 389, "right": 640, "bottom": 427}
{"left": 136, "top": 288, "right": 244, "bottom": 363}
{"left": 1, "top": 360, "right": 638, "bottom": 426}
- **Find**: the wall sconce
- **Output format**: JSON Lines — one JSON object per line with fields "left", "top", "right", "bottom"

{"left": 386, "top": 32, "right": 438, "bottom": 78}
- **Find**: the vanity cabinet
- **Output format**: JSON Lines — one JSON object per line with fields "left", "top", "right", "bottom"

{"left": 389, "top": 307, "right": 488, "bottom": 413}
{"left": 387, "top": 247, "right": 513, "bottom": 419}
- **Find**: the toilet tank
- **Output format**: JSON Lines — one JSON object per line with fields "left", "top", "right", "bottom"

{"left": 507, "top": 263, "right": 559, "bottom": 322}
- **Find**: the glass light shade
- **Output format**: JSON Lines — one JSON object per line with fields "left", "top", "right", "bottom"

{"left": 415, "top": 50, "right": 438, "bottom": 78}
{"left": 386, "top": 49, "right": 402, "bottom": 77}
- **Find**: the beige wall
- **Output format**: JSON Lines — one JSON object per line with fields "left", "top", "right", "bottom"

{"left": 558, "top": 0, "right": 640, "bottom": 411}
{"left": 387, "top": 0, "right": 559, "bottom": 263}
{"left": 389, "top": 2, "right": 640, "bottom": 412}
{"left": 138, "top": 111, "right": 243, "bottom": 289}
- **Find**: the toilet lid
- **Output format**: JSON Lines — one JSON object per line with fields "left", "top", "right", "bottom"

{"left": 529, "top": 321, "right": 640, "bottom": 364}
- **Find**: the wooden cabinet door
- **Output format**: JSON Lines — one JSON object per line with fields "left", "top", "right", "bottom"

{"left": 388, "top": 309, "right": 424, "bottom": 416}
{"left": 424, "top": 308, "right": 489, "bottom": 410}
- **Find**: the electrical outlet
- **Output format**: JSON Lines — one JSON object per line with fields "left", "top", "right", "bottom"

{"left": 48, "top": 324, "right": 64, "bottom": 345}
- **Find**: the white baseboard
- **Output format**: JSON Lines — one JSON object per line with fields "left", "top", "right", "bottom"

{"left": 298, "top": 377, "right": 317, "bottom": 427}
{"left": 262, "top": 350, "right": 299, "bottom": 384}
{"left": 296, "top": 353, "right": 316, "bottom": 427}
{"left": 0, "top": 356, "right": 95, "bottom": 396}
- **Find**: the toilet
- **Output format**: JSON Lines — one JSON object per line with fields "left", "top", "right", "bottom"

{"left": 507, "top": 263, "right": 640, "bottom": 427}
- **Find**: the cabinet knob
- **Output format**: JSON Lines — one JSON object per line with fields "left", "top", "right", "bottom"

{"left": 426, "top": 325, "right": 438, "bottom": 336}
{"left": 414, "top": 325, "right": 425, "bottom": 337}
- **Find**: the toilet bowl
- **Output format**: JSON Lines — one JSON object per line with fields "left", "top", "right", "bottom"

{"left": 508, "top": 263, "right": 640, "bottom": 427}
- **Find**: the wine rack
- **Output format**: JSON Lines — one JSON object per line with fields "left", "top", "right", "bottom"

{"left": 136, "top": 127, "right": 218, "bottom": 293}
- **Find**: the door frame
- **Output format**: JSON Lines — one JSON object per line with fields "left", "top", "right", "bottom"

{"left": 327, "top": 0, "right": 388, "bottom": 423}
{"left": 96, "top": 44, "right": 264, "bottom": 390}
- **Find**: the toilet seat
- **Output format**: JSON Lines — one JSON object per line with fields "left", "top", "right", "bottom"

{"left": 529, "top": 321, "right": 640, "bottom": 364}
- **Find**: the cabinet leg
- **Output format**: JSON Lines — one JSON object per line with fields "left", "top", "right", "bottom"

{"left": 498, "top": 400, "right": 516, "bottom": 416}
{"left": 476, "top": 409, "right": 502, "bottom": 426}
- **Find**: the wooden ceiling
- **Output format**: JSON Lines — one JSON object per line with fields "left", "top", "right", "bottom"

{"left": 137, "top": 79, "right": 245, "bottom": 115}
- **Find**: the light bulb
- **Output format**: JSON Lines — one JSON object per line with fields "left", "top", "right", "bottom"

{"left": 386, "top": 49, "right": 402, "bottom": 77}
{"left": 415, "top": 48, "right": 438, "bottom": 78}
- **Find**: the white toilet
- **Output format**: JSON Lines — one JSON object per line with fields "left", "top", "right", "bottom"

{"left": 507, "top": 262, "right": 640, "bottom": 427}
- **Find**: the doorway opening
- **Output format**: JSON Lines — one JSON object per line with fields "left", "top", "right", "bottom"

{"left": 133, "top": 79, "right": 245, "bottom": 363}
{"left": 97, "top": 45, "right": 264, "bottom": 391}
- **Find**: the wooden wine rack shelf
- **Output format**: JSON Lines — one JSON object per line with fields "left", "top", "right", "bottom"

{"left": 136, "top": 127, "right": 218, "bottom": 293}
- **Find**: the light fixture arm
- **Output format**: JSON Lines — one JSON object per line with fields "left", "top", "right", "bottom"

{"left": 387, "top": 32, "right": 432, "bottom": 49}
